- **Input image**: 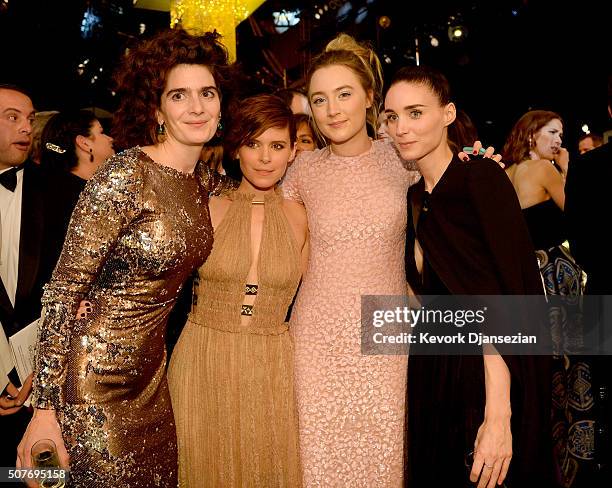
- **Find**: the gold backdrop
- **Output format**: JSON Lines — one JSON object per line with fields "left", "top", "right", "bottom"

{"left": 170, "top": 0, "right": 266, "bottom": 61}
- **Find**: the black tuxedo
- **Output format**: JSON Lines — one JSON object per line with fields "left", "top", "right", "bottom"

{"left": 0, "top": 161, "right": 80, "bottom": 467}
{"left": 565, "top": 142, "right": 612, "bottom": 294}
{"left": 565, "top": 142, "right": 612, "bottom": 483}
{"left": 1, "top": 162, "right": 45, "bottom": 337}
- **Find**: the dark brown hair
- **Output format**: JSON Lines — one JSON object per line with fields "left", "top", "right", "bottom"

{"left": 0, "top": 83, "right": 32, "bottom": 100}
{"left": 388, "top": 65, "right": 452, "bottom": 106}
{"left": 223, "top": 94, "right": 296, "bottom": 159}
{"left": 448, "top": 109, "right": 478, "bottom": 154}
{"left": 502, "top": 110, "right": 563, "bottom": 167}
{"left": 111, "top": 28, "right": 230, "bottom": 151}
{"left": 41, "top": 110, "right": 98, "bottom": 172}
{"left": 307, "top": 34, "right": 383, "bottom": 138}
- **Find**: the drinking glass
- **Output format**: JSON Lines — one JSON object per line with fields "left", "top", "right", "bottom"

{"left": 31, "top": 439, "right": 66, "bottom": 488}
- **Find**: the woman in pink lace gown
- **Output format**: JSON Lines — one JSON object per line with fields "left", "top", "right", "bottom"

{"left": 281, "top": 34, "right": 420, "bottom": 487}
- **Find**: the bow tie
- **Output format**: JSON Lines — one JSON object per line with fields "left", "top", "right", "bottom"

{"left": 0, "top": 165, "right": 24, "bottom": 192}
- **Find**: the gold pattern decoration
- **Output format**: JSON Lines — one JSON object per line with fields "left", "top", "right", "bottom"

{"left": 170, "top": 0, "right": 266, "bottom": 61}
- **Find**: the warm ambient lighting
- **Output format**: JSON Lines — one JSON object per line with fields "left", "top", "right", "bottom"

{"left": 170, "top": 0, "right": 265, "bottom": 61}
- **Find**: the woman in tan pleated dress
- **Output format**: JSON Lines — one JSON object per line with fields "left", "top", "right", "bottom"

{"left": 167, "top": 94, "right": 308, "bottom": 487}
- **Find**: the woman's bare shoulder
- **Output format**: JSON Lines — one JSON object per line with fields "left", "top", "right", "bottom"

{"left": 513, "top": 158, "right": 556, "bottom": 179}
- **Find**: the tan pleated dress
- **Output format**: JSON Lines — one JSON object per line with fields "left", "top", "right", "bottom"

{"left": 167, "top": 189, "right": 302, "bottom": 488}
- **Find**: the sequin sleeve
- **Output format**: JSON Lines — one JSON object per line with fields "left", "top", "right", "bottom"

{"left": 198, "top": 164, "right": 238, "bottom": 196}
{"left": 32, "top": 154, "right": 143, "bottom": 409}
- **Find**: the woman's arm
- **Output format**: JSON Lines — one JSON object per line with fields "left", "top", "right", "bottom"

{"left": 17, "top": 155, "right": 143, "bottom": 470}
{"left": 32, "top": 155, "right": 142, "bottom": 409}
{"left": 469, "top": 350, "right": 513, "bottom": 487}
{"left": 538, "top": 159, "right": 566, "bottom": 210}
{"left": 466, "top": 161, "right": 544, "bottom": 486}
{"left": 282, "top": 198, "right": 309, "bottom": 276}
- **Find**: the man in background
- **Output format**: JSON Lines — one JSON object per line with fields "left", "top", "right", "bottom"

{"left": 565, "top": 75, "right": 612, "bottom": 485}
{"left": 578, "top": 132, "right": 604, "bottom": 155}
{"left": 0, "top": 84, "right": 74, "bottom": 472}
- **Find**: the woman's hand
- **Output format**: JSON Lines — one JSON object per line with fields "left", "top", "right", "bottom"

{"left": 470, "top": 416, "right": 512, "bottom": 488}
{"left": 554, "top": 147, "right": 569, "bottom": 176}
{"left": 0, "top": 375, "right": 32, "bottom": 416}
{"left": 17, "top": 408, "right": 70, "bottom": 487}
{"left": 76, "top": 300, "right": 92, "bottom": 319}
{"left": 459, "top": 140, "right": 504, "bottom": 167}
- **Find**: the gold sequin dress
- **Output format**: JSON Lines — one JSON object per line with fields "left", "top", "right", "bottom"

{"left": 281, "top": 140, "right": 421, "bottom": 487}
{"left": 167, "top": 189, "right": 302, "bottom": 487}
{"left": 32, "top": 147, "right": 234, "bottom": 487}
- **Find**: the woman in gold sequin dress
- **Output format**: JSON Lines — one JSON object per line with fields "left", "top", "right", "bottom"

{"left": 167, "top": 94, "right": 308, "bottom": 487}
{"left": 17, "top": 29, "right": 235, "bottom": 487}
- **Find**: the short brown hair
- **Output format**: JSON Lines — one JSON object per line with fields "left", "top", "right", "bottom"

{"left": 111, "top": 28, "right": 231, "bottom": 151}
{"left": 223, "top": 94, "right": 296, "bottom": 159}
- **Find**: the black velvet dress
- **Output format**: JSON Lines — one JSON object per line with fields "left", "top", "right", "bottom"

{"left": 404, "top": 156, "right": 554, "bottom": 487}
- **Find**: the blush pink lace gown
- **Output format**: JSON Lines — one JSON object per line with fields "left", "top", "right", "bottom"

{"left": 282, "top": 139, "right": 421, "bottom": 487}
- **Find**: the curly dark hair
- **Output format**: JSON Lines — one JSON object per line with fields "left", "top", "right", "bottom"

{"left": 111, "top": 28, "right": 231, "bottom": 151}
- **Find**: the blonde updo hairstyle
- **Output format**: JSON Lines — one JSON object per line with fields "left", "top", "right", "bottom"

{"left": 306, "top": 33, "right": 384, "bottom": 139}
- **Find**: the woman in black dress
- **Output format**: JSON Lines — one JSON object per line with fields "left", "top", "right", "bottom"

{"left": 384, "top": 66, "right": 553, "bottom": 487}
{"left": 504, "top": 111, "right": 592, "bottom": 487}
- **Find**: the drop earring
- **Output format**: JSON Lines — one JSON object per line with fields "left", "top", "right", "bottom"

{"left": 89, "top": 148, "right": 94, "bottom": 163}
{"left": 216, "top": 115, "right": 223, "bottom": 138}
{"left": 157, "top": 122, "right": 165, "bottom": 136}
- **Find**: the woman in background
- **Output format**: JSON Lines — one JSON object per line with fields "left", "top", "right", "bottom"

{"left": 38, "top": 110, "right": 115, "bottom": 292}
{"left": 29, "top": 110, "right": 59, "bottom": 164}
{"left": 292, "top": 113, "right": 319, "bottom": 155}
{"left": 41, "top": 109, "right": 114, "bottom": 200}
{"left": 502, "top": 110, "right": 577, "bottom": 300}
{"left": 168, "top": 94, "right": 308, "bottom": 487}
{"left": 503, "top": 110, "right": 591, "bottom": 487}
